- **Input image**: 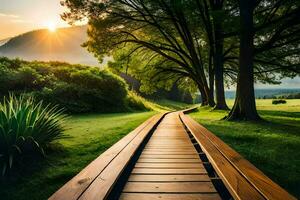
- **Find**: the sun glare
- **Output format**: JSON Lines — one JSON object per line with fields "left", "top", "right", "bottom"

{"left": 47, "top": 22, "right": 56, "bottom": 32}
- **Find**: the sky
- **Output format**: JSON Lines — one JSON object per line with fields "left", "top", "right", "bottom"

{"left": 0, "top": 0, "right": 299, "bottom": 88}
{"left": 0, "top": 0, "right": 69, "bottom": 40}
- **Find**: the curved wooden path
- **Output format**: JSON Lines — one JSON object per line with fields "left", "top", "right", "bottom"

{"left": 50, "top": 110, "right": 296, "bottom": 200}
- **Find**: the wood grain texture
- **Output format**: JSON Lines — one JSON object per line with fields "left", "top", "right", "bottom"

{"left": 122, "top": 182, "right": 217, "bottom": 193}
{"left": 132, "top": 168, "right": 207, "bottom": 175}
{"left": 78, "top": 114, "right": 164, "bottom": 200}
{"left": 180, "top": 111, "right": 296, "bottom": 200}
{"left": 119, "top": 193, "right": 221, "bottom": 200}
{"left": 134, "top": 163, "right": 204, "bottom": 168}
{"left": 140, "top": 154, "right": 199, "bottom": 159}
{"left": 49, "top": 114, "right": 164, "bottom": 200}
{"left": 51, "top": 110, "right": 295, "bottom": 200}
{"left": 128, "top": 174, "right": 211, "bottom": 182}
{"left": 120, "top": 112, "right": 220, "bottom": 199}
{"left": 138, "top": 158, "right": 202, "bottom": 163}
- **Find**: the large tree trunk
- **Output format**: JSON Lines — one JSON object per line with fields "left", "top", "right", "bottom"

{"left": 208, "top": 48, "right": 215, "bottom": 105}
{"left": 198, "top": 83, "right": 208, "bottom": 106}
{"left": 226, "top": 0, "right": 260, "bottom": 120}
{"left": 206, "top": 86, "right": 215, "bottom": 107}
{"left": 213, "top": 18, "right": 229, "bottom": 110}
{"left": 196, "top": 66, "right": 215, "bottom": 107}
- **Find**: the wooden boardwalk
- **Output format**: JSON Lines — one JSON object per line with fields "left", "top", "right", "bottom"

{"left": 120, "top": 112, "right": 221, "bottom": 200}
{"left": 50, "top": 110, "right": 296, "bottom": 200}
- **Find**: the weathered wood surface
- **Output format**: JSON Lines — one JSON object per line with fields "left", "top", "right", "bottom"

{"left": 120, "top": 112, "right": 221, "bottom": 200}
{"left": 180, "top": 110, "right": 296, "bottom": 200}
{"left": 50, "top": 109, "right": 296, "bottom": 200}
{"left": 49, "top": 113, "right": 164, "bottom": 200}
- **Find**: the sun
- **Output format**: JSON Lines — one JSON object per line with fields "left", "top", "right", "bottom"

{"left": 46, "top": 22, "right": 56, "bottom": 32}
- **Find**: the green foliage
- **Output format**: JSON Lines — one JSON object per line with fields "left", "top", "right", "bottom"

{"left": 0, "top": 94, "right": 67, "bottom": 175}
{"left": 272, "top": 99, "right": 287, "bottom": 105}
{"left": 0, "top": 57, "right": 150, "bottom": 113}
{"left": 125, "top": 91, "right": 151, "bottom": 111}
{"left": 34, "top": 69, "right": 128, "bottom": 113}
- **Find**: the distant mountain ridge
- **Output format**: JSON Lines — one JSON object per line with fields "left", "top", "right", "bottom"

{"left": 0, "top": 38, "right": 10, "bottom": 46}
{"left": 225, "top": 88, "right": 300, "bottom": 99}
{"left": 0, "top": 26, "right": 99, "bottom": 66}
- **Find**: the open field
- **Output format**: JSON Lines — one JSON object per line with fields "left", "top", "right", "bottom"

{"left": 189, "top": 99, "right": 300, "bottom": 198}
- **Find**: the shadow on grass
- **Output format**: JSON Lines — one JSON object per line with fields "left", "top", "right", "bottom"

{"left": 0, "top": 143, "right": 68, "bottom": 182}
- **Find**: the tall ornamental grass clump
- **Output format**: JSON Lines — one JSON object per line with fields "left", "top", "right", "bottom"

{"left": 0, "top": 94, "right": 67, "bottom": 175}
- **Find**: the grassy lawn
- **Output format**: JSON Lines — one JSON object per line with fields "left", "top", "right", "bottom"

{"left": 189, "top": 99, "right": 300, "bottom": 198}
{"left": 0, "top": 99, "right": 190, "bottom": 200}
{"left": 0, "top": 111, "right": 156, "bottom": 200}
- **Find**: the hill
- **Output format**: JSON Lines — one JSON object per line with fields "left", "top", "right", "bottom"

{"left": 0, "top": 26, "right": 99, "bottom": 66}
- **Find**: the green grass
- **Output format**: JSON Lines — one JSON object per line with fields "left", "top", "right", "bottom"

{"left": 0, "top": 98, "right": 191, "bottom": 200}
{"left": 0, "top": 111, "right": 156, "bottom": 200}
{"left": 151, "top": 99, "right": 191, "bottom": 111}
{"left": 189, "top": 99, "right": 300, "bottom": 198}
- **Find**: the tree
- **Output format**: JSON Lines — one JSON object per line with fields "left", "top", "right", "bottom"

{"left": 108, "top": 44, "right": 200, "bottom": 104}
{"left": 195, "top": 0, "right": 230, "bottom": 110}
{"left": 226, "top": 0, "right": 260, "bottom": 120}
{"left": 226, "top": 0, "right": 300, "bottom": 120}
{"left": 61, "top": 0, "right": 218, "bottom": 106}
{"left": 61, "top": 0, "right": 300, "bottom": 118}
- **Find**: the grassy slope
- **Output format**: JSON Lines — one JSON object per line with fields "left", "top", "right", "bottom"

{"left": 151, "top": 99, "right": 191, "bottom": 111}
{"left": 0, "top": 99, "right": 189, "bottom": 200}
{"left": 189, "top": 99, "right": 300, "bottom": 198}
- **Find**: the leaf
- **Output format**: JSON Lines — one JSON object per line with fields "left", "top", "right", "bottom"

{"left": 2, "top": 163, "right": 7, "bottom": 176}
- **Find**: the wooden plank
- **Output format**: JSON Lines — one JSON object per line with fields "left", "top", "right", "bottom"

{"left": 128, "top": 174, "right": 211, "bottom": 182}
{"left": 138, "top": 158, "right": 202, "bottom": 163}
{"left": 152, "top": 131, "right": 187, "bottom": 135}
{"left": 144, "top": 146, "right": 195, "bottom": 149}
{"left": 123, "top": 182, "right": 217, "bottom": 193}
{"left": 119, "top": 193, "right": 221, "bottom": 200}
{"left": 49, "top": 114, "right": 163, "bottom": 200}
{"left": 181, "top": 113, "right": 297, "bottom": 200}
{"left": 147, "top": 140, "right": 190, "bottom": 142}
{"left": 76, "top": 114, "right": 165, "bottom": 200}
{"left": 132, "top": 168, "right": 207, "bottom": 174}
{"left": 150, "top": 138, "right": 190, "bottom": 140}
{"left": 145, "top": 145, "right": 194, "bottom": 148}
{"left": 142, "top": 151, "right": 197, "bottom": 155}
{"left": 135, "top": 163, "right": 204, "bottom": 169}
{"left": 180, "top": 113, "right": 265, "bottom": 200}
{"left": 143, "top": 148, "right": 196, "bottom": 152}
{"left": 140, "top": 154, "right": 199, "bottom": 159}
{"left": 146, "top": 142, "right": 191, "bottom": 145}
{"left": 147, "top": 138, "right": 190, "bottom": 141}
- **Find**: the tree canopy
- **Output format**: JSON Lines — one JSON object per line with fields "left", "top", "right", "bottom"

{"left": 61, "top": 0, "right": 300, "bottom": 120}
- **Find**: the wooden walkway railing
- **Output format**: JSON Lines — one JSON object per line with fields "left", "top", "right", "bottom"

{"left": 49, "top": 109, "right": 296, "bottom": 200}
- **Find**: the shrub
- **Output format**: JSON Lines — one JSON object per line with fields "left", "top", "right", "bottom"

{"left": 272, "top": 99, "right": 287, "bottom": 105}
{"left": 34, "top": 69, "right": 129, "bottom": 113}
{"left": 0, "top": 57, "right": 151, "bottom": 113}
{"left": 125, "top": 91, "right": 151, "bottom": 111}
{"left": 0, "top": 94, "right": 67, "bottom": 175}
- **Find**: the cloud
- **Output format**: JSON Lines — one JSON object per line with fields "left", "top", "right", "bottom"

{"left": 10, "top": 19, "right": 32, "bottom": 24}
{"left": 0, "top": 13, "right": 32, "bottom": 24}
{"left": 0, "top": 13, "right": 19, "bottom": 18}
